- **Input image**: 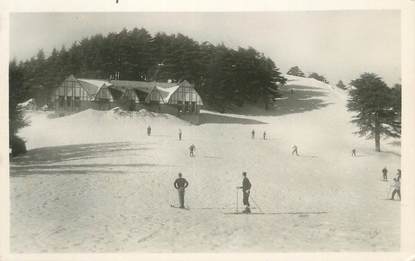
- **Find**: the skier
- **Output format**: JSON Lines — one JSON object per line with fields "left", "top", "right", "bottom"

{"left": 290, "top": 89, "right": 294, "bottom": 95}
{"left": 251, "top": 129, "right": 255, "bottom": 139}
{"left": 178, "top": 129, "right": 182, "bottom": 141}
{"left": 263, "top": 131, "right": 267, "bottom": 140}
{"left": 174, "top": 173, "right": 189, "bottom": 208}
{"left": 147, "top": 125, "right": 152, "bottom": 136}
{"left": 237, "top": 172, "right": 252, "bottom": 214}
{"left": 292, "top": 145, "right": 299, "bottom": 156}
{"left": 189, "top": 144, "right": 196, "bottom": 157}
{"left": 395, "top": 169, "right": 401, "bottom": 181}
{"left": 390, "top": 177, "right": 401, "bottom": 201}
{"left": 352, "top": 149, "right": 357, "bottom": 157}
{"left": 382, "top": 167, "right": 388, "bottom": 181}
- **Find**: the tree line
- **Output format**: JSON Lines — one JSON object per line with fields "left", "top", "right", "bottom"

{"left": 10, "top": 27, "right": 286, "bottom": 112}
{"left": 286, "top": 65, "right": 329, "bottom": 84}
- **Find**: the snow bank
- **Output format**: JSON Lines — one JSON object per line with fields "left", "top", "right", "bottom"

{"left": 18, "top": 98, "right": 37, "bottom": 110}
{"left": 285, "top": 74, "right": 333, "bottom": 90}
{"left": 19, "top": 108, "right": 190, "bottom": 150}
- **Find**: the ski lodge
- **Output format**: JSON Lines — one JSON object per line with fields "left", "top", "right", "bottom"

{"left": 51, "top": 75, "right": 204, "bottom": 123}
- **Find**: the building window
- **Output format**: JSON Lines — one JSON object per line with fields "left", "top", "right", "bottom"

{"left": 74, "top": 97, "right": 81, "bottom": 108}
{"left": 66, "top": 96, "right": 72, "bottom": 107}
{"left": 185, "top": 101, "right": 190, "bottom": 112}
{"left": 58, "top": 96, "right": 65, "bottom": 107}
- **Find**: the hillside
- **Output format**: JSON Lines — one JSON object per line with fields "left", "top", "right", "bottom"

{"left": 10, "top": 76, "right": 401, "bottom": 252}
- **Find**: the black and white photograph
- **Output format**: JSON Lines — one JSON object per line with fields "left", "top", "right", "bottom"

{"left": 2, "top": 0, "right": 415, "bottom": 258}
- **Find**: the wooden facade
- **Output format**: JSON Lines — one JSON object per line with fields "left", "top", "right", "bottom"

{"left": 165, "top": 81, "right": 203, "bottom": 113}
{"left": 52, "top": 75, "right": 98, "bottom": 112}
{"left": 52, "top": 76, "right": 204, "bottom": 119}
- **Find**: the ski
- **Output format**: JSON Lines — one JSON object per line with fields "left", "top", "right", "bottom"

{"left": 224, "top": 212, "right": 264, "bottom": 215}
{"left": 170, "top": 204, "right": 190, "bottom": 210}
{"left": 224, "top": 211, "right": 328, "bottom": 215}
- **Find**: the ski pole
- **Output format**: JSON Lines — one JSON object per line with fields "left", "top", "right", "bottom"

{"left": 250, "top": 193, "right": 264, "bottom": 213}
{"left": 386, "top": 182, "right": 392, "bottom": 199}
{"left": 236, "top": 187, "right": 239, "bottom": 213}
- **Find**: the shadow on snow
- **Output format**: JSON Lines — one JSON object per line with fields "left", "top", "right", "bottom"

{"left": 9, "top": 142, "right": 169, "bottom": 177}
{"left": 228, "top": 85, "right": 333, "bottom": 117}
{"left": 199, "top": 112, "right": 266, "bottom": 125}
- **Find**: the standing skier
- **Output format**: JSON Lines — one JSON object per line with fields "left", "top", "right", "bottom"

{"left": 178, "top": 129, "right": 182, "bottom": 141}
{"left": 382, "top": 167, "right": 388, "bottom": 181}
{"left": 352, "top": 149, "right": 357, "bottom": 157}
{"left": 174, "top": 173, "right": 189, "bottom": 208}
{"left": 147, "top": 125, "right": 152, "bottom": 136}
{"left": 292, "top": 145, "right": 299, "bottom": 156}
{"left": 251, "top": 129, "right": 255, "bottom": 139}
{"left": 237, "top": 172, "right": 252, "bottom": 214}
{"left": 189, "top": 144, "right": 196, "bottom": 157}
{"left": 395, "top": 169, "right": 401, "bottom": 181}
{"left": 390, "top": 177, "right": 401, "bottom": 201}
{"left": 263, "top": 131, "right": 267, "bottom": 140}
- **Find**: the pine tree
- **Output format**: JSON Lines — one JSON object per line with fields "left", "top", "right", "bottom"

{"left": 287, "top": 66, "right": 305, "bottom": 77}
{"left": 336, "top": 80, "right": 346, "bottom": 90}
{"left": 390, "top": 83, "right": 401, "bottom": 131}
{"left": 9, "top": 60, "right": 29, "bottom": 156}
{"left": 347, "top": 73, "right": 401, "bottom": 152}
{"left": 308, "top": 72, "right": 329, "bottom": 84}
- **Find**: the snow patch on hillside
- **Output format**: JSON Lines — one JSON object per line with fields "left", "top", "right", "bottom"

{"left": 20, "top": 108, "right": 190, "bottom": 150}
{"left": 285, "top": 74, "right": 333, "bottom": 90}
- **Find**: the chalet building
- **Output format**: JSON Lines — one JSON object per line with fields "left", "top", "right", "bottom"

{"left": 51, "top": 75, "right": 113, "bottom": 112}
{"left": 51, "top": 75, "right": 204, "bottom": 123}
{"left": 110, "top": 80, "right": 203, "bottom": 114}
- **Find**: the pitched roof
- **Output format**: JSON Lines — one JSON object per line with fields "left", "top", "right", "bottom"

{"left": 77, "top": 78, "right": 111, "bottom": 96}
{"left": 156, "top": 85, "right": 181, "bottom": 103}
{"left": 63, "top": 76, "right": 197, "bottom": 103}
{"left": 110, "top": 80, "right": 180, "bottom": 94}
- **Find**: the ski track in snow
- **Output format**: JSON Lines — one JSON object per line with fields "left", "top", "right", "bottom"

{"left": 10, "top": 76, "right": 401, "bottom": 252}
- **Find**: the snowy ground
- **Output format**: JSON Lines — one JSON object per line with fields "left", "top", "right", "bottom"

{"left": 10, "top": 75, "right": 401, "bottom": 252}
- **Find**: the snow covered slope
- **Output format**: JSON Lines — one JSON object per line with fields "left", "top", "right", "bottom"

{"left": 20, "top": 108, "right": 190, "bottom": 150}
{"left": 11, "top": 76, "right": 401, "bottom": 252}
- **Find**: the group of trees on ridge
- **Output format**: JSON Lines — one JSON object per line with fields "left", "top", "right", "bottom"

{"left": 10, "top": 27, "right": 286, "bottom": 112}
{"left": 286, "top": 66, "right": 329, "bottom": 84}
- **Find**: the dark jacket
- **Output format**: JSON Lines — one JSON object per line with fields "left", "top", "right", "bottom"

{"left": 174, "top": 178, "right": 189, "bottom": 189}
{"left": 242, "top": 177, "right": 251, "bottom": 192}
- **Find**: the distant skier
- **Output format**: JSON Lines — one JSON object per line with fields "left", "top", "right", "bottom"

{"left": 395, "top": 169, "right": 401, "bottom": 181}
{"left": 174, "top": 173, "right": 189, "bottom": 208}
{"left": 263, "top": 131, "right": 267, "bottom": 140}
{"left": 237, "top": 172, "right": 252, "bottom": 214}
{"left": 291, "top": 145, "right": 299, "bottom": 156}
{"left": 178, "top": 129, "right": 182, "bottom": 141}
{"left": 390, "top": 177, "right": 401, "bottom": 201}
{"left": 382, "top": 167, "right": 388, "bottom": 181}
{"left": 189, "top": 144, "right": 196, "bottom": 157}
{"left": 147, "top": 125, "right": 152, "bottom": 136}
{"left": 352, "top": 149, "right": 357, "bottom": 157}
{"left": 290, "top": 89, "right": 294, "bottom": 95}
{"left": 251, "top": 129, "right": 255, "bottom": 139}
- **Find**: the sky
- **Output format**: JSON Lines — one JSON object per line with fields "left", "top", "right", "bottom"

{"left": 10, "top": 11, "right": 401, "bottom": 85}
